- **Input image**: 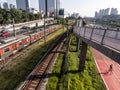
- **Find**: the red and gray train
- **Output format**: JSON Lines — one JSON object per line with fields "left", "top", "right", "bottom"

{"left": 0, "top": 25, "right": 61, "bottom": 61}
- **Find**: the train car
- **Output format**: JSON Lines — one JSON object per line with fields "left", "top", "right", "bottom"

{"left": 20, "top": 35, "right": 30, "bottom": 47}
{"left": 29, "top": 33, "right": 38, "bottom": 43}
{"left": 36, "top": 31, "right": 43, "bottom": 39}
{"left": 0, "top": 40, "right": 18, "bottom": 60}
{"left": 29, "top": 31, "right": 44, "bottom": 43}
{"left": 0, "top": 35, "right": 30, "bottom": 61}
{"left": 0, "top": 25, "right": 61, "bottom": 61}
{"left": 45, "top": 29, "right": 49, "bottom": 35}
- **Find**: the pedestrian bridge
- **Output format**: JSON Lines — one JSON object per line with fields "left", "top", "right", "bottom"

{"left": 74, "top": 24, "right": 120, "bottom": 64}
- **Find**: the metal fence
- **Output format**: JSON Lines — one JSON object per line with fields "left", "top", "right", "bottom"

{"left": 74, "top": 26, "right": 120, "bottom": 52}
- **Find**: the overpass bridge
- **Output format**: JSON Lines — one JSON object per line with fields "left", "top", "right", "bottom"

{"left": 73, "top": 21, "right": 120, "bottom": 71}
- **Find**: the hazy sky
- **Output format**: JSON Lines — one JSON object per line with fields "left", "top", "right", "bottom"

{"left": 1, "top": 0, "right": 120, "bottom": 17}
{"left": 61, "top": 0, "right": 120, "bottom": 17}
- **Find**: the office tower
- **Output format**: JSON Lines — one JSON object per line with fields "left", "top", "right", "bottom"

{"left": 3, "top": 2, "right": 9, "bottom": 10}
{"left": 71, "top": 13, "right": 79, "bottom": 18}
{"left": 104, "top": 8, "right": 110, "bottom": 15}
{"left": 39, "top": 0, "right": 60, "bottom": 15}
{"left": 9, "top": 4, "right": 15, "bottom": 9}
{"left": 0, "top": 3, "right": 1, "bottom": 8}
{"left": 110, "top": 8, "right": 118, "bottom": 15}
{"left": 16, "top": 0, "right": 30, "bottom": 12}
{"left": 58, "top": 8, "right": 69, "bottom": 18}
{"left": 95, "top": 11, "right": 99, "bottom": 18}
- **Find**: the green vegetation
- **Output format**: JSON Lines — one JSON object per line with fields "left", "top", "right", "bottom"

{"left": 0, "top": 8, "right": 41, "bottom": 25}
{"left": 47, "top": 34, "right": 106, "bottom": 90}
{"left": 0, "top": 28, "right": 66, "bottom": 90}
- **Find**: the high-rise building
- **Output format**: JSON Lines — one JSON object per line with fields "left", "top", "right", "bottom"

{"left": 9, "top": 4, "right": 15, "bottom": 9}
{"left": 39, "top": 0, "right": 60, "bottom": 15}
{"left": 104, "top": 8, "right": 110, "bottom": 15}
{"left": 16, "top": 0, "right": 30, "bottom": 12}
{"left": 58, "top": 8, "right": 69, "bottom": 18}
{"left": 0, "top": 3, "right": 1, "bottom": 8}
{"left": 3, "top": 2, "right": 9, "bottom": 10}
{"left": 39, "top": 0, "right": 45, "bottom": 13}
{"left": 95, "top": 11, "right": 99, "bottom": 18}
{"left": 110, "top": 8, "right": 118, "bottom": 15}
{"left": 71, "top": 13, "right": 79, "bottom": 18}
{"left": 95, "top": 8, "right": 110, "bottom": 18}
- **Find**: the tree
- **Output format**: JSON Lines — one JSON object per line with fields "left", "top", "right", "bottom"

{"left": 34, "top": 14, "right": 40, "bottom": 20}
{"left": 21, "top": 11, "right": 28, "bottom": 22}
{"left": 10, "top": 9, "right": 22, "bottom": 23}
{"left": 0, "top": 8, "right": 41, "bottom": 25}
{"left": 29, "top": 13, "right": 35, "bottom": 21}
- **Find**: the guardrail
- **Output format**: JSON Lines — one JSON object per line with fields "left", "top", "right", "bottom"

{"left": 74, "top": 26, "right": 120, "bottom": 52}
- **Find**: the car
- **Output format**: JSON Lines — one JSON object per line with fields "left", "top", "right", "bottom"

{"left": 20, "top": 26, "right": 30, "bottom": 29}
{"left": 0, "top": 30, "right": 10, "bottom": 37}
{"left": 0, "top": 30, "right": 7, "bottom": 33}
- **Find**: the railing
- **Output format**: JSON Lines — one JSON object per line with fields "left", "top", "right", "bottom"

{"left": 74, "top": 26, "right": 120, "bottom": 52}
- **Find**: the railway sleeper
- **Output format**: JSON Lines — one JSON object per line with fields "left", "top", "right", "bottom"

{"left": 39, "top": 67, "right": 47, "bottom": 71}
{"left": 37, "top": 71, "right": 44, "bottom": 74}
{"left": 30, "top": 83, "right": 38, "bottom": 87}
{"left": 31, "top": 81, "right": 39, "bottom": 84}
{"left": 28, "top": 87, "right": 36, "bottom": 90}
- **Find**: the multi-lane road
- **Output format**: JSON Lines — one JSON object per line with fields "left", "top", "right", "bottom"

{"left": 0, "top": 18, "right": 54, "bottom": 40}
{"left": 0, "top": 18, "right": 54, "bottom": 31}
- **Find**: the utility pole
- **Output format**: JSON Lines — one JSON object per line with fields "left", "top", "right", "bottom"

{"left": 45, "top": 0, "right": 48, "bottom": 17}
{"left": 13, "top": 18, "right": 16, "bottom": 36}
{"left": 56, "top": 0, "right": 58, "bottom": 17}
{"left": 44, "top": 0, "right": 48, "bottom": 47}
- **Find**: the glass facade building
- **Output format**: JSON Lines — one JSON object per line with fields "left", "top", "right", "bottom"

{"left": 16, "top": 0, "right": 30, "bottom": 11}
{"left": 39, "top": 0, "right": 60, "bottom": 15}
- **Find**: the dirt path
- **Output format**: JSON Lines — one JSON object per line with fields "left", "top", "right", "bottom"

{"left": 92, "top": 48, "right": 120, "bottom": 90}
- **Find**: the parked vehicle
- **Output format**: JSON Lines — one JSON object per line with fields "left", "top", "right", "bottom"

{"left": 20, "top": 26, "right": 30, "bottom": 29}
{"left": 0, "top": 30, "right": 10, "bottom": 37}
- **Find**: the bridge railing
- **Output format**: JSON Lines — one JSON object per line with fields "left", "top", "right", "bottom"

{"left": 74, "top": 26, "right": 120, "bottom": 52}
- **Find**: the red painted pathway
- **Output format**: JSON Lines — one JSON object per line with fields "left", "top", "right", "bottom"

{"left": 92, "top": 48, "right": 120, "bottom": 90}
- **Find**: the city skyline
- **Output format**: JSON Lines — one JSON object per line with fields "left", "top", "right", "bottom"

{"left": 95, "top": 8, "right": 118, "bottom": 18}
{"left": 60, "top": 0, "right": 120, "bottom": 17}
{"left": 0, "top": 0, "right": 120, "bottom": 17}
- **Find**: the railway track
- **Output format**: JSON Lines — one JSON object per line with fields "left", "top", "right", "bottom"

{"left": 20, "top": 32, "right": 67, "bottom": 90}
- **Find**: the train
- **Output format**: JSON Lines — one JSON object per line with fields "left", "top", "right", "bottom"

{"left": 0, "top": 25, "right": 61, "bottom": 61}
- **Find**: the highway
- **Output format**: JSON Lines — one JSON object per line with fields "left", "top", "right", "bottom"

{"left": 0, "top": 18, "right": 54, "bottom": 40}
{"left": 0, "top": 18, "right": 54, "bottom": 31}
{"left": 0, "top": 23, "right": 55, "bottom": 41}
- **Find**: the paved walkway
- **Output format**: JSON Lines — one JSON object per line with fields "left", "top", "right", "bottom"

{"left": 92, "top": 48, "right": 120, "bottom": 90}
